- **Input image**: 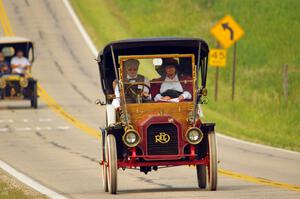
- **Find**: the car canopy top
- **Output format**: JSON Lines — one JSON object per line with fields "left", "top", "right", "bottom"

{"left": 0, "top": 36, "right": 34, "bottom": 59}
{"left": 97, "top": 37, "right": 209, "bottom": 95}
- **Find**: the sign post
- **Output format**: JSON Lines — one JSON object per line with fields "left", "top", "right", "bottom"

{"left": 210, "top": 15, "right": 244, "bottom": 101}
{"left": 208, "top": 47, "right": 226, "bottom": 101}
{"left": 232, "top": 43, "right": 237, "bottom": 100}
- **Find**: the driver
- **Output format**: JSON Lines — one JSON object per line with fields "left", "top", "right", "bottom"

{"left": 10, "top": 50, "right": 30, "bottom": 76}
{"left": 112, "top": 59, "right": 150, "bottom": 109}
{"left": 153, "top": 58, "right": 192, "bottom": 102}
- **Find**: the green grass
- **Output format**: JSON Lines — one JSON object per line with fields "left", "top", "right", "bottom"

{"left": 70, "top": 0, "right": 300, "bottom": 151}
{"left": 0, "top": 182, "right": 30, "bottom": 199}
{"left": 0, "top": 171, "right": 46, "bottom": 199}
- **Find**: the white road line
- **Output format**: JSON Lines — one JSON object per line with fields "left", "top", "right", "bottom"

{"left": 57, "top": 126, "right": 70, "bottom": 130}
{"left": 15, "top": 127, "right": 31, "bottom": 131}
{"left": 62, "top": 0, "right": 98, "bottom": 57}
{"left": 0, "top": 128, "right": 8, "bottom": 132}
{"left": 217, "top": 133, "right": 300, "bottom": 155}
{"left": 0, "top": 160, "right": 67, "bottom": 199}
{"left": 0, "top": 119, "right": 14, "bottom": 123}
{"left": 44, "top": 126, "right": 52, "bottom": 131}
{"left": 38, "top": 118, "right": 52, "bottom": 122}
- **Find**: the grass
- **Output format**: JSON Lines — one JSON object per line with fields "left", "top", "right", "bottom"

{"left": 0, "top": 170, "right": 46, "bottom": 199}
{"left": 0, "top": 182, "right": 31, "bottom": 199}
{"left": 70, "top": 0, "right": 300, "bottom": 151}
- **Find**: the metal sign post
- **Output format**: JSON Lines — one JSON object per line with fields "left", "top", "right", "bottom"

{"left": 208, "top": 47, "right": 226, "bottom": 101}
{"left": 232, "top": 43, "right": 237, "bottom": 100}
{"left": 210, "top": 15, "right": 244, "bottom": 101}
{"left": 215, "top": 67, "right": 219, "bottom": 101}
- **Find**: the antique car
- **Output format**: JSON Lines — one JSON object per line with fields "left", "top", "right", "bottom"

{"left": 0, "top": 37, "right": 38, "bottom": 108}
{"left": 97, "top": 38, "right": 217, "bottom": 194}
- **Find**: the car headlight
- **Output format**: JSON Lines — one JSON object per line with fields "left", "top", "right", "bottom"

{"left": 186, "top": 127, "right": 203, "bottom": 145}
{"left": 123, "top": 129, "right": 140, "bottom": 147}
{"left": 0, "top": 78, "right": 6, "bottom": 88}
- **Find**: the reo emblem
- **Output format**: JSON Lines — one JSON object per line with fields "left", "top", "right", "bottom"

{"left": 155, "top": 132, "right": 170, "bottom": 144}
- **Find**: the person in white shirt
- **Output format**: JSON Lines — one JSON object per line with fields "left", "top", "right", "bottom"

{"left": 112, "top": 59, "right": 150, "bottom": 109}
{"left": 10, "top": 50, "right": 30, "bottom": 75}
{"left": 153, "top": 58, "right": 192, "bottom": 102}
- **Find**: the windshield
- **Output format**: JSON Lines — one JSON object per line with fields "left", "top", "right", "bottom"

{"left": 119, "top": 54, "right": 195, "bottom": 104}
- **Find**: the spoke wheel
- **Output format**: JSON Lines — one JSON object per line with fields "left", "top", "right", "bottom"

{"left": 106, "top": 134, "right": 117, "bottom": 194}
{"left": 101, "top": 135, "right": 108, "bottom": 192}
{"left": 196, "top": 165, "right": 207, "bottom": 188}
{"left": 30, "top": 83, "right": 38, "bottom": 109}
{"left": 207, "top": 132, "right": 218, "bottom": 190}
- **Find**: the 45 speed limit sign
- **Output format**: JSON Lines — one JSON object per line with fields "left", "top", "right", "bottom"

{"left": 209, "top": 49, "right": 227, "bottom": 67}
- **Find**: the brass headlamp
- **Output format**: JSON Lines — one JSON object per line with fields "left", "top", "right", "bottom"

{"left": 19, "top": 77, "right": 29, "bottom": 88}
{"left": 122, "top": 125, "right": 140, "bottom": 147}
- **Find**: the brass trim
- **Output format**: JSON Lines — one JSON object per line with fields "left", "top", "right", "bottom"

{"left": 185, "top": 127, "right": 204, "bottom": 145}
{"left": 0, "top": 78, "right": 6, "bottom": 88}
{"left": 19, "top": 77, "right": 29, "bottom": 88}
{"left": 122, "top": 128, "right": 140, "bottom": 147}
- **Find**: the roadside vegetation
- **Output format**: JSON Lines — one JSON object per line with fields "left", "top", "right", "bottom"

{"left": 0, "top": 170, "right": 46, "bottom": 199}
{"left": 70, "top": 0, "right": 300, "bottom": 151}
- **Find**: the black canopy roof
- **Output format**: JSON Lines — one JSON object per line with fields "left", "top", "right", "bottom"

{"left": 97, "top": 37, "right": 209, "bottom": 95}
{"left": 99, "top": 37, "right": 209, "bottom": 63}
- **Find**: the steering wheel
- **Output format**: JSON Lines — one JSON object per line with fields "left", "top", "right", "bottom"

{"left": 126, "top": 82, "right": 150, "bottom": 99}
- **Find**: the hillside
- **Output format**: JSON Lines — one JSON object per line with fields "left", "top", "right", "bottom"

{"left": 70, "top": 0, "right": 300, "bottom": 151}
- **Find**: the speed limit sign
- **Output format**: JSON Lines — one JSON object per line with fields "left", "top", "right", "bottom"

{"left": 209, "top": 49, "right": 227, "bottom": 67}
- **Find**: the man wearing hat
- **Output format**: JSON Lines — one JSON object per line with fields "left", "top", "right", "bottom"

{"left": 112, "top": 59, "right": 150, "bottom": 109}
{"left": 152, "top": 58, "right": 192, "bottom": 102}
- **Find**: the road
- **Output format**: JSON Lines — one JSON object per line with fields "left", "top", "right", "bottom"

{"left": 0, "top": 0, "right": 299, "bottom": 198}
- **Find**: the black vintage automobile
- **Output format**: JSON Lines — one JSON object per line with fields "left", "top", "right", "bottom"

{"left": 0, "top": 37, "right": 38, "bottom": 108}
{"left": 97, "top": 38, "right": 217, "bottom": 194}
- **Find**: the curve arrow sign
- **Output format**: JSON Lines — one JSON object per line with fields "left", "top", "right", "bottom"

{"left": 222, "top": 23, "right": 234, "bottom": 40}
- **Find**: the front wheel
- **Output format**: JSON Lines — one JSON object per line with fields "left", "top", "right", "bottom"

{"left": 30, "top": 83, "right": 38, "bottom": 109}
{"left": 196, "top": 165, "right": 207, "bottom": 188}
{"left": 106, "top": 134, "right": 117, "bottom": 194}
{"left": 101, "top": 133, "right": 108, "bottom": 192}
{"left": 207, "top": 132, "right": 218, "bottom": 190}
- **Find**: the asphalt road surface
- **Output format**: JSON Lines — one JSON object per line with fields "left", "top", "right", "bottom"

{"left": 0, "top": 0, "right": 299, "bottom": 198}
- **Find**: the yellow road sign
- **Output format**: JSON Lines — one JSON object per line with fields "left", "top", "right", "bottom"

{"left": 211, "top": 15, "right": 244, "bottom": 48}
{"left": 209, "top": 49, "right": 227, "bottom": 67}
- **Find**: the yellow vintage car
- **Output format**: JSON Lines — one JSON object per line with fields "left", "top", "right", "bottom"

{"left": 0, "top": 37, "right": 37, "bottom": 108}
{"left": 97, "top": 38, "right": 217, "bottom": 194}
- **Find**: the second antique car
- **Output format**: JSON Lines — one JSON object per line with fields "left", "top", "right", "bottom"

{"left": 0, "top": 37, "right": 38, "bottom": 108}
{"left": 97, "top": 38, "right": 217, "bottom": 194}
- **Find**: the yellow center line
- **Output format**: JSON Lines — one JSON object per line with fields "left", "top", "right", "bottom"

{"left": 0, "top": 0, "right": 299, "bottom": 193}
{"left": 37, "top": 85, "right": 99, "bottom": 138}
{"left": 219, "top": 169, "right": 300, "bottom": 192}
{"left": 0, "top": 0, "right": 99, "bottom": 139}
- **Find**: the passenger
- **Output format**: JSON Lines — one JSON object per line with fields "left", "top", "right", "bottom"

{"left": 0, "top": 52, "right": 9, "bottom": 76}
{"left": 10, "top": 50, "right": 30, "bottom": 76}
{"left": 112, "top": 59, "right": 150, "bottom": 109}
{"left": 152, "top": 58, "right": 192, "bottom": 102}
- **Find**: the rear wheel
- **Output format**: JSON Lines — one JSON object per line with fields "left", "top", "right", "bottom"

{"left": 106, "top": 134, "right": 117, "bottom": 194}
{"left": 30, "top": 83, "right": 38, "bottom": 109}
{"left": 101, "top": 134, "right": 108, "bottom": 192}
{"left": 0, "top": 88, "right": 4, "bottom": 99}
{"left": 196, "top": 165, "right": 207, "bottom": 188}
{"left": 207, "top": 132, "right": 218, "bottom": 190}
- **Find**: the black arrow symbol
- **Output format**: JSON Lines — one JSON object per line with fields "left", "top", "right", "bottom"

{"left": 222, "top": 23, "right": 234, "bottom": 40}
